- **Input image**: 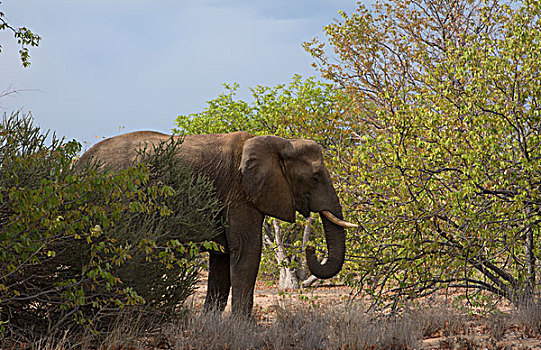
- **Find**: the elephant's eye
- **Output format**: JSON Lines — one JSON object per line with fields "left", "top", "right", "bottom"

{"left": 311, "top": 174, "right": 320, "bottom": 184}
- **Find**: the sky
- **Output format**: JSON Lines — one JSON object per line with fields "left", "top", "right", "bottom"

{"left": 0, "top": 0, "right": 360, "bottom": 147}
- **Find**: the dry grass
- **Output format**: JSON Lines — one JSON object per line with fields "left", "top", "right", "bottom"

{"left": 161, "top": 303, "right": 459, "bottom": 349}
{"left": 4, "top": 300, "right": 541, "bottom": 349}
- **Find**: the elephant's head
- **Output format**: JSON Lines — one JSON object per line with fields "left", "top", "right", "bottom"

{"left": 239, "top": 135, "right": 356, "bottom": 279}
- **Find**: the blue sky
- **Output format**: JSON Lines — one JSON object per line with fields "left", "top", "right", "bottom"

{"left": 0, "top": 1, "right": 360, "bottom": 147}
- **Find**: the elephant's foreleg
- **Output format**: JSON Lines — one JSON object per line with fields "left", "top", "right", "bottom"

{"left": 204, "top": 251, "right": 231, "bottom": 312}
{"left": 229, "top": 244, "right": 262, "bottom": 316}
{"left": 228, "top": 207, "right": 264, "bottom": 316}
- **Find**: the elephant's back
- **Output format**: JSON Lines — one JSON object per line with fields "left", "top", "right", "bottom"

{"left": 76, "top": 130, "right": 254, "bottom": 183}
{"left": 75, "top": 130, "right": 175, "bottom": 171}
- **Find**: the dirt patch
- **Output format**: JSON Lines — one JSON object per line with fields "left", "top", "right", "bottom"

{"left": 186, "top": 271, "right": 352, "bottom": 313}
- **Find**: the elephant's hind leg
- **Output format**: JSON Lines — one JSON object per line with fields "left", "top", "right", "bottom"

{"left": 204, "top": 251, "right": 231, "bottom": 312}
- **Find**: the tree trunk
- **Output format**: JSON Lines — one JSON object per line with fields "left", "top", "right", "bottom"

{"left": 523, "top": 204, "right": 536, "bottom": 304}
{"left": 299, "top": 216, "right": 314, "bottom": 281}
{"left": 272, "top": 220, "right": 300, "bottom": 290}
{"left": 263, "top": 219, "right": 301, "bottom": 290}
{"left": 300, "top": 216, "right": 323, "bottom": 287}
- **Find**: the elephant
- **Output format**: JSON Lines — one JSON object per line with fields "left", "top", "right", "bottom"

{"left": 76, "top": 131, "right": 357, "bottom": 315}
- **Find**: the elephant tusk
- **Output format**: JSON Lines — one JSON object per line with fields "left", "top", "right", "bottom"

{"left": 321, "top": 210, "right": 358, "bottom": 228}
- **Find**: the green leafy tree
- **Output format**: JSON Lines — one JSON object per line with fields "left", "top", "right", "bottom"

{"left": 305, "top": 0, "right": 541, "bottom": 307}
{"left": 0, "top": 2, "right": 40, "bottom": 67}
{"left": 174, "top": 75, "right": 352, "bottom": 143}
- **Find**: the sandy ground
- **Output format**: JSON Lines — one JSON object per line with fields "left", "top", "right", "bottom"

{"left": 186, "top": 271, "right": 353, "bottom": 314}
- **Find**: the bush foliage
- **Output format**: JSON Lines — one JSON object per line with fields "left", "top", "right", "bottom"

{"left": 0, "top": 113, "right": 221, "bottom": 341}
{"left": 305, "top": 0, "right": 541, "bottom": 307}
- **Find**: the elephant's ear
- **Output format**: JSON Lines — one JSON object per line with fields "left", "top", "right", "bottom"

{"left": 240, "top": 136, "right": 296, "bottom": 222}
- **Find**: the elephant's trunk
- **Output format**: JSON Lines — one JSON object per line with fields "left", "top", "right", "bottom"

{"left": 305, "top": 206, "right": 346, "bottom": 279}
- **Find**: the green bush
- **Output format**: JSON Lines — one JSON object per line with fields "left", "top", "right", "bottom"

{"left": 0, "top": 112, "right": 222, "bottom": 342}
{"left": 110, "top": 133, "right": 223, "bottom": 316}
